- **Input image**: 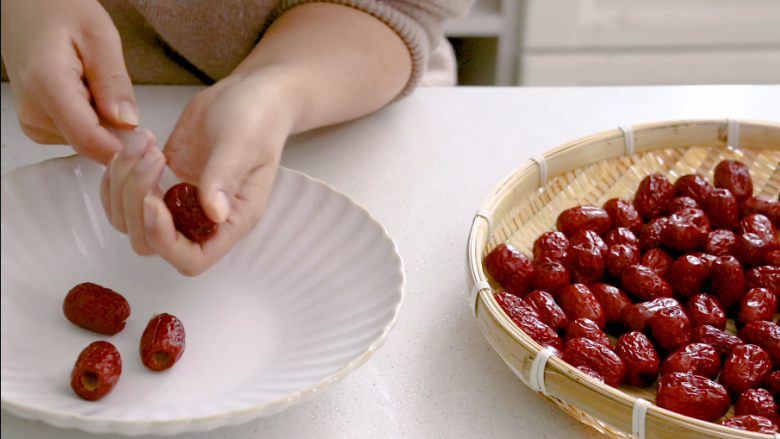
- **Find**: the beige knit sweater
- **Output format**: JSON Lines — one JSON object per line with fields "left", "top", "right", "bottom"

{"left": 1, "top": 0, "right": 471, "bottom": 94}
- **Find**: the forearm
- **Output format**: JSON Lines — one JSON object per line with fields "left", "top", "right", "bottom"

{"left": 232, "top": 2, "right": 412, "bottom": 134}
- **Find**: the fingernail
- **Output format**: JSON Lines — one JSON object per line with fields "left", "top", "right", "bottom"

{"left": 143, "top": 195, "right": 157, "bottom": 228}
{"left": 213, "top": 190, "right": 230, "bottom": 223}
{"left": 137, "top": 148, "right": 163, "bottom": 172}
{"left": 117, "top": 102, "right": 140, "bottom": 126}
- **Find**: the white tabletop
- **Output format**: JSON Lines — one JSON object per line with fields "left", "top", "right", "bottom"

{"left": 2, "top": 83, "right": 779, "bottom": 439}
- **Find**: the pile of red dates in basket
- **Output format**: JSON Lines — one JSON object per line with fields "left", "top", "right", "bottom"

{"left": 485, "top": 159, "right": 780, "bottom": 434}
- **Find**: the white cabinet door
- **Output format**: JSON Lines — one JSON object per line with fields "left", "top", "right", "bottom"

{"left": 525, "top": 0, "right": 780, "bottom": 49}
{"left": 522, "top": 50, "right": 780, "bottom": 86}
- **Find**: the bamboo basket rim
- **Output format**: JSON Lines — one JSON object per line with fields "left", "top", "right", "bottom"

{"left": 466, "top": 118, "right": 780, "bottom": 439}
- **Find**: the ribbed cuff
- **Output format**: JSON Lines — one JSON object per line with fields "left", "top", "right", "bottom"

{"left": 268, "top": 0, "right": 430, "bottom": 99}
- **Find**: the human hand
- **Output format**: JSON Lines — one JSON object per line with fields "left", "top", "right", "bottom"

{"left": 1, "top": 0, "right": 138, "bottom": 164}
{"left": 101, "top": 70, "right": 295, "bottom": 275}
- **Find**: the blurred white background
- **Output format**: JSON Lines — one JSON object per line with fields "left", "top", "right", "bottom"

{"left": 445, "top": 0, "right": 780, "bottom": 86}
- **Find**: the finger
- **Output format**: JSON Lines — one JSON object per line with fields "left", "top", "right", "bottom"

{"left": 78, "top": 17, "right": 138, "bottom": 128}
{"left": 197, "top": 137, "right": 270, "bottom": 224}
{"left": 100, "top": 153, "right": 117, "bottom": 222}
{"left": 18, "top": 120, "right": 67, "bottom": 145}
{"left": 123, "top": 147, "right": 165, "bottom": 255}
{"left": 109, "top": 130, "right": 155, "bottom": 232}
{"left": 32, "top": 66, "right": 122, "bottom": 164}
{"left": 143, "top": 194, "right": 209, "bottom": 277}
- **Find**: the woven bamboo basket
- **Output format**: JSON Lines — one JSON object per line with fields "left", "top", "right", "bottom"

{"left": 466, "top": 118, "right": 780, "bottom": 439}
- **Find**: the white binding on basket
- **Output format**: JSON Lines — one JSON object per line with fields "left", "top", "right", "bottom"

{"left": 470, "top": 280, "right": 491, "bottom": 318}
{"left": 529, "top": 347, "right": 556, "bottom": 396}
{"left": 474, "top": 209, "right": 493, "bottom": 236}
{"left": 530, "top": 155, "right": 548, "bottom": 188}
{"left": 774, "top": 432, "right": 780, "bottom": 439}
{"left": 727, "top": 118, "right": 740, "bottom": 148}
{"left": 631, "top": 397, "right": 650, "bottom": 439}
{"left": 619, "top": 125, "right": 635, "bottom": 156}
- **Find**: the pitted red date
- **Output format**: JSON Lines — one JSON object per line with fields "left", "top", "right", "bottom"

{"left": 70, "top": 341, "right": 122, "bottom": 401}
{"left": 140, "top": 313, "right": 186, "bottom": 372}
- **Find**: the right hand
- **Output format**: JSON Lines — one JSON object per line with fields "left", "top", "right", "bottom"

{"left": 1, "top": 0, "right": 138, "bottom": 164}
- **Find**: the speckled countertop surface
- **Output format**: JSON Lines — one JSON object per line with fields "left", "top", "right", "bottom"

{"left": 2, "top": 83, "right": 779, "bottom": 438}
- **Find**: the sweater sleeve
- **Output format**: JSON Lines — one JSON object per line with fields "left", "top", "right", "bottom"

{"left": 268, "top": 0, "right": 473, "bottom": 97}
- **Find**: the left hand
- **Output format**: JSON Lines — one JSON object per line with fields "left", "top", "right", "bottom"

{"left": 100, "top": 70, "right": 296, "bottom": 276}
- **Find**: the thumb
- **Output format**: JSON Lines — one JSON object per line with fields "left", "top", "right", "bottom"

{"left": 78, "top": 22, "right": 139, "bottom": 128}
{"left": 197, "top": 141, "right": 259, "bottom": 224}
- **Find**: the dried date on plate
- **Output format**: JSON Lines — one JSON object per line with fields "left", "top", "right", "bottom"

{"left": 556, "top": 206, "right": 612, "bottom": 238}
{"left": 484, "top": 243, "right": 537, "bottom": 297}
{"left": 564, "top": 337, "right": 625, "bottom": 387}
{"left": 714, "top": 160, "right": 754, "bottom": 202}
{"left": 63, "top": 283, "right": 130, "bottom": 335}
{"left": 140, "top": 313, "right": 186, "bottom": 372}
{"left": 164, "top": 182, "right": 218, "bottom": 243}
{"left": 603, "top": 198, "right": 643, "bottom": 235}
{"left": 634, "top": 174, "right": 675, "bottom": 221}
{"left": 70, "top": 341, "right": 122, "bottom": 401}
{"left": 615, "top": 331, "right": 659, "bottom": 387}
{"left": 656, "top": 372, "right": 730, "bottom": 421}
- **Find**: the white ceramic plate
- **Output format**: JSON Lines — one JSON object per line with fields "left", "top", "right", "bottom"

{"left": 0, "top": 155, "right": 405, "bottom": 436}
